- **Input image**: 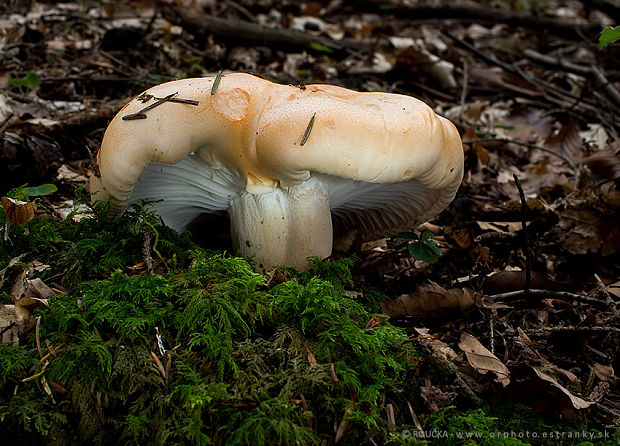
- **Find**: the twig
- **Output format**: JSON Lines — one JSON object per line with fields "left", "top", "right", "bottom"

{"left": 523, "top": 326, "right": 620, "bottom": 335}
{"left": 475, "top": 231, "right": 519, "bottom": 243}
{"left": 444, "top": 30, "right": 605, "bottom": 115}
{"left": 594, "top": 274, "right": 614, "bottom": 307}
{"left": 142, "top": 230, "right": 155, "bottom": 275}
{"left": 0, "top": 321, "right": 16, "bottom": 338}
{"left": 590, "top": 64, "right": 620, "bottom": 108}
{"left": 300, "top": 113, "right": 316, "bottom": 146}
{"left": 489, "top": 312, "right": 495, "bottom": 354}
{"left": 463, "top": 137, "right": 579, "bottom": 188}
{"left": 386, "top": 403, "right": 396, "bottom": 430}
{"left": 523, "top": 48, "right": 592, "bottom": 77}
{"left": 122, "top": 92, "right": 177, "bottom": 121}
{"left": 36, "top": 316, "right": 43, "bottom": 359}
{"left": 211, "top": 70, "right": 223, "bottom": 95}
{"left": 361, "top": 1, "right": 603, "bottom": 37}
{"left": 459, "top": 58, "right": 468, "bottom": 129}
{"left": 489, "top": 288, "right": 611, "bottom": 308}
{"left": 513, "top": 174, "right": 531, "bottom": 294}
{"left": 162, "top": 7, "right": 368, "bottom": 53}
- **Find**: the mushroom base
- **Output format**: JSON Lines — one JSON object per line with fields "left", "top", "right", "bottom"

{"left": 229, "top": 177, "right": 332, "bottom": 272}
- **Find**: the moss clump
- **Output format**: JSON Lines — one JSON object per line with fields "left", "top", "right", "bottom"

{"left": 1, "top": 196, "right": 614, "bottom": 445}
{"left": 0, "top": 197, "right": 420, "bottom": 445}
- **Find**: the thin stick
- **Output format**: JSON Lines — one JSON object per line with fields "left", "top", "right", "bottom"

{"left": 513, "top": 174, "right": 531, "bottom": 294}
{"left": 211, "top": 70, "right": 223, "bottom": 95}
{"left": 0, "top": 321, "right": 16, "bottom": 338}
{"left": 524, "top": 326, "right": 620, "bottom": 335}
{"left": 459, "top": 58, "right": 468, "bottom": 128}
{"left": 590, "top": 64, "right": 620, "bottom": 108}
{"left": 122, "top": 92, "right": 178, "bottom": 120}
{"left": 300, "top": 113, "right": 316, "bottom": 146}
{"left": 36, "top": 316, "right": 43, "bottom": 359}
{"left": 489, "top": 288, "right": 611, "bottom": 307}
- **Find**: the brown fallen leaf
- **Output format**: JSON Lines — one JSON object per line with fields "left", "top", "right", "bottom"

{"left": 592, "top": 363, "right": 614, "bottom": 382}
{"left": 414, "top": 327, "right": 458, "bottom": 360}
{"left": 584, "top": 148, "right": 620, "bottom": 181}
{"left": 459, "top": 332, "right": 510, "bottom": 387}
{"left": 381, "top": 282, "right": 476, "bottom": 319}
{"left": 545, "top": 120, "right": 584, "bottom": 163}
{"left": 531, "top": 367, "right": 593, "bottom": 410}
{"left": 1, "top": 197, "right": 36, "bottom": 226}
{"left": 335, "top": 408, "right": 353, "bottom": 444}
{"left": 303, "top": 343, "right": 317, "bottom": 366}
{"left": 483, "top": 270, "right": 567, "bottom": 295}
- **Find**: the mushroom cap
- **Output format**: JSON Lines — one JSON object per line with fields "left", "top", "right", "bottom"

{"left": 91, "top": 72, "right": 463, "bottom": 245}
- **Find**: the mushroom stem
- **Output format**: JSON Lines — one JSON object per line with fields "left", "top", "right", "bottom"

{"left": 229, "top": 176, "right": 332, "bottom": 272}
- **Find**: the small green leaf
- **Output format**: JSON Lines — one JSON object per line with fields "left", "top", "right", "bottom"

{"left": 21, "top": 184, "right": 57, "bottom": 198}
{"left": 309, "top": 42, "right": 334, "bottom": 53}
{"left": 600, "top": 26, "right": 620, "bottom": 49}
{"left": 8, "top": 183, "right": 57, "bottom": 201}
{"left": 8, "top": 71, "right": 40, "bottom": 90}
{"left": 407, "top": 231, "right": 442, "bottom": 264}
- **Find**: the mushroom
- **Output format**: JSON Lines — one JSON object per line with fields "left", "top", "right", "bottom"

{"left": 90, "top": 72, "right": 464, "bottom": 271}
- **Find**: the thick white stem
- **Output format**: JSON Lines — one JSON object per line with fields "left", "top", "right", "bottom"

{"left": 229, "top": 177, "right": 332, "bottom": 272}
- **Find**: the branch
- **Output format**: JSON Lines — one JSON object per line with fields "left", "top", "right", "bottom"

{"left": 488, "top": 288, "right": 614, "bottom": 308}
{"left": 161, "top": 7, "right": 369, "bottom": 54}
{"left": 360, "top": 1, "right": 603, "bottom": 38}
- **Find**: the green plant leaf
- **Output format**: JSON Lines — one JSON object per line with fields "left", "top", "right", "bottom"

{"left": 407, "top": 231, "right": 442, "bottom": 264}
{"left": 600, "top": 26, "right": 620, "bottom": 49}
{"left": 8, "top": 71, "right": 40, "bottom": 89}
{"left": 309, "top": 42, "right": 334, "bottom": 53}
{"left": 21, "top": 184, "right": 57, "bottom": 198}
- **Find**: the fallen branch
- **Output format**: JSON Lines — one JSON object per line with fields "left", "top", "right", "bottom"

{"left": 488, "top": 288, "right": 613, "bottom": 308}
{"left": 523, "top": 326, "right": 620, "bottom": 335}
{"left": 513, "top": 174, "right": 532, "bottom": 293}
{"left": 361, "top": 1, "right": 603, "bottom": 37}
{"left": 162, "top": 7, "right": 370, "bottom": 53}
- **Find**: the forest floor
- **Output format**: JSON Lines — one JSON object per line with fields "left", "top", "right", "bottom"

{"left": 0, "top": 1, "right": 619, "bottom": 445}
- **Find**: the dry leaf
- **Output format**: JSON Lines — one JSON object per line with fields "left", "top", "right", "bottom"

{"left": 335, "top": 408, "right": 353, "bottom": 444}
{"left": 1, "top": 197, "right": 36, "bottom": 226}
{"left": 459, "top": 332, "right": 510, "bottom": 387}
{"left": 531, "top": 367, "right": 593, "bottom": 410}
{"left": 584, "top": 149, "right": 620, "bottom": 181}
{"left": 414, "top": 328, "right": 458, "bottom": 360}
{"left": 381, "top": 282, "right": 476, "bottom": 319}
{"left": 592, "top": 363, "right": 614, "bottom": 382}
{"left": 303, "top": 344, "right": 317, "bottom": 366}
{"left": 545, "top": 121, "right": 584, "bottom": 162}
{"left": 483, "top": 271, "right": 566, "bottom": 294}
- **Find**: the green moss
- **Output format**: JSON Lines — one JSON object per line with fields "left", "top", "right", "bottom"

{"left": 0, "top": 197, "right": 614, "bottom": 445}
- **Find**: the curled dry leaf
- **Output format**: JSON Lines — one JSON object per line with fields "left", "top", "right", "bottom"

{"left": 1, "top": 197, "right": 36, "bottom": 226}
{"left": 591, "top": 363, "right": 614, "bottom": 382}
{"left": 335, "top": 408, "right": 353, "bottom": 444}
{"left": 531, "top": 367, "right": 594, "bottom": 410}
{"left": 459, "top": 332, "right": 510, "bottom": 387}
{"left": 414, "top": 327, "right": 458, "bottom": 360}
{"left": 483, "top": 270, "right": 566, "bottom": 295}
{"left": 381, "top": 282, "right": 477, "bottom": 319}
